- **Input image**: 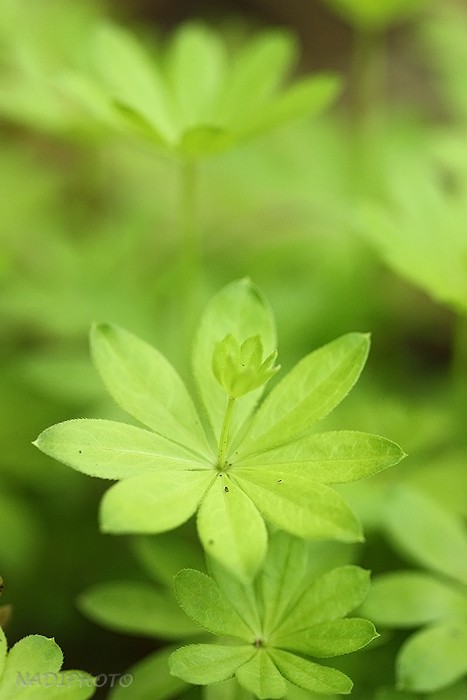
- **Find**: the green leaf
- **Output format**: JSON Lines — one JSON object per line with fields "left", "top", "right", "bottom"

{"left": 235, "top": 470, "right": 362, "bottom": 542}
{"left": 132, "top": 532, "right": 206, "bottom": 587}
{"left": 173, "top": 569, "right": 253, "bottom": 640}
{"left": 270, "top": 649, "right": 352, "bottom": 695}
{"left": 276, "top": 566, "right": 371, "bottom": 636}
{"left": 324, "top": 0, "right": 427, "bottom": 30}
{"left": 197, "top": 475, "right": 268, "bottom": 582}
{"left": 235, "top": 75, "right": 340, "bottom": 141}
{"left": 78, "top": 581, "right": 199, "bottom": 639}
{"left": 34, "top": 419, "right": 208, "bottom": 479}
{"left": 95, "top": 23, "right": 177, "bottom": 142}
{"left": 216, "top": 30, "right": 296, "bottom": 125}
{"left": 0, "top": 635, "right": 94, "bottom": 698}
{"left": 192, "top": 279, "right": 276, "bottom": 447}
{"left": 108, "top": 646, "right": 188, "bottom": 700}
{"left": 208, "top": 559, "right": 262, "bottom": 635}
{"left": 235, "top": 650, "right": 286, "bottom": 699}
{"left": 0, "top": 627, "right": 6, "bottom": 680}
{"left": 257, "top": 531, "right": 307, "bottom": 635}
{"left": 360, "top": 571, "right": 467, "bottom": 627}
{"left": 237, "top": 431, "right": 405, "bottom": 483}
{"left": 169, "top": 645, "right": 255, "bottom": 685}
{"left": 383, "top": 486, "right": 467, "bottom": 584}
{"left": 167, "top": 23, "right": 226, "bottom": 127}
{"left": 397, "top": 622, "right": 467, "bottom": 693}
{"left": 90, "top": 323, "right": 209, "bottom": 456}
{"left": 204, "top": 676, "right": 254, "bottom": 700}
{"left": 240, "top": 333, "right": 370, "bottom": 454}
{"left": 275, "top": 618, "right": 378, "bottom": 657}
{"left": 100, "top": 470, "right": 214, "bottom": 534}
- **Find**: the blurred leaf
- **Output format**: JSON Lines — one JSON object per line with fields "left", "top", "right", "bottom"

{"left": 397, "top": 622, "right": 467, "bottom": 693}
{"left": 109, "top": 646, "right": 188, "bottom": 700}
{"left": 132, "top": 532, "right": 206, "bottom": 587}
{"left": 361, "top": 571, "right": 467, "bottom": 627}
{"left": 323, "top": 0, "right": 427, "bottom": 30}
{"left": 78, "top": 581, "right": 199, "bottom": 638}
{"left": 383, "top": 486, "right": 467, "bottom": 584}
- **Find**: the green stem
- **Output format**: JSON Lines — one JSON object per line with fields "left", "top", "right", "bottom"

{"left": 179, "top": 157, "right": 199, "bottom": 282}
{"left": 217, "top": 395, "right": 235, "bottom": 468}
{"left": 451, "top": 312, "right": 467, "bottom": 415}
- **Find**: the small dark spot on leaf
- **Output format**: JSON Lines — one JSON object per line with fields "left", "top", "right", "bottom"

{"left": 218, "top": 473, "right": 223, "bottom": 477}
{"left": 208, "top": 539, "right": 214, "bottom": 545}
{"left": 78, "top": 450, "right": 82, "bottom": 454}
{"left": 224, "top": 486, "right": 229, "bottom": 493}
{"left": 277, "top": 479, "right": 282, "bottom": 483}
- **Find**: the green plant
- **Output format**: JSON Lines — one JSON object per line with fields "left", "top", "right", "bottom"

{"left": 34, "top": 278, "right": 405, "bottom": 696}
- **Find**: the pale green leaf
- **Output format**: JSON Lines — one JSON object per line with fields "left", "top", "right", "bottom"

{"left": 179, "top": 126, "right": 232, "bottom": 157}
{"left": 324, "top": 0, "right": 427, "bottom": 30}
{"left": 216, "top": 30, "right": 296, "bottom": 125}
{"left": 383, "top": 486, "right": 467, "bottom": 584}
{"left": 167, "top": 23, "right": 226, "bottom": 127}
{"left": 100, "top": 470, "right": 214, "bottom": 534}
{"left": 235, "top": 470, "right": 362, "bottom": 542}
{"left": 360, "top": 571, "right": 467, "bottom": 627}
{"left": 204, "top": 676, "right": 254, "bottom": 700}
{"left": 90, "top": 323, "right": 210, "bottom": 456}
{"left": 78, "top": 581, "right": 199, "bottom": 639}
{"left": 257, "top": 531, "right": 307, "bottom": 634}
{"left": 237, "top": 431, "right": 405, "bottom": 483}
{"left": 240, "top": 333, "right": 370, "bottom": 455}
{"left": 270, "top": 649, "right": 352, "bottom": 695}
{"left": 109, "top": 646, "right": 188, "bottom": 700}
{"left": 192, "top": 279, "right": 276, "bottom": 447}
{"left": 397, "top": 623, "right": 467, "bottom": 693}
{"left": 174, "top": 569, "right": 253, "bottom": 640}
{"left": 34, "top": 419, "right": 208, "bottom": 479}
{"left": 276, "top": 566, "right": 371, "bottom": 636}
{"left": 275, "top": 618, "right": 378, "bottom": 657}
{"left": 197, "top": 474, "right": 268, "bottom": 582}
{"left": 32, "top": 671, "right": 96, "bottom": 699}
{"left": 208, "top": 559, "right": 262, "bottom": 634}
{"left": 235, "top": 75, "right": 340, "bottom": 141}
{"left": 169, "top": 645, "right": 255, "bottom": 685}
{"left": 0, "top": 627, "right": 6, "bottom": 681}
{"left": 132, "top": 532, "right": 206, "bottom": 587}
{"left": 235, "top": 650, "right": 286, "bottom": 699}
{"left": 95, "top": 23, "right": 177, "bottom": 142}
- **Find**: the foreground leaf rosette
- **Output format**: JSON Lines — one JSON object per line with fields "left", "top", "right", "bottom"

{"left": 35, "top": 279, "right": 405, "bottom": 581}
{"left": 169, "top": 531, "right": 378, "bottom": 698}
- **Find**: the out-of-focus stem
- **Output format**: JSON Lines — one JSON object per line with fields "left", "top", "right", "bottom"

{"left": 349, "top": 27, "right": 386, "bottom": 136}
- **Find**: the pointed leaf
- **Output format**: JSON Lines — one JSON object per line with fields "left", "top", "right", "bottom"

{"left": 257, "top": 531, "right": 307, "bottom": 634}
{"left": 174, "top": 569, "right": 253, "bottom": 640}
{"left": 270, "top": 649, "right": 352, "bottom": 695}
{"left": 235, "top": 470, "right": 362, "bottom": 542}
{"left": 216, "top": 30, "right": 296, "bottom": 124}
{"left": 109, "top": 646, "right": 187, "bottom": 700}
{"left": 240, "top": 333, "right": 370, "bottom": 454}
{"left": 34, "top": 419, "right": 208, "bottom": 479}
{"left": 235, "top": 650, "right": 286, "bottom": 699}
{"left": 360, "top": 571, "right": 467, "bottom": 627}
{"left": 95, "top": 23, "right": 177, "bottom": 142}
{"left": 192, "top": 279, "right": 276, "bottom": 446}
{"left": 397, "top": 622, "right": 467, "bottom": 693}
{"left": 78, "top": 581, "right": 199, "bottom": 639}
{"left": 383, "top": 486, "right": 467, "bottom": 584}
{"left": 100, "top": 470, "right": 213, "bottom": 534}
{"left": 167, "top": 23, "right": 226, "bottom": 126}
{"left": 169, "top": 644, "right": 255, "bottom": 685}
{"left": 276, "top": 618, "right": 378, "bottom": 657}
{"left": 197, "top": 475, "right": 268, "bottom": 582}
{"left": 238, "top": 431, "right": 405, "bottom": 483}
{"left": 235, "top": 75, "right": 341, "bottom": 140}
{"left": 208, "top": 558, "right": 262, "bottom": 635}
{"left": 276, "top": 566, "right": 371, "bottom": 636}
{"left": 90, "top": 323, "right": 209, "bottom": 456}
